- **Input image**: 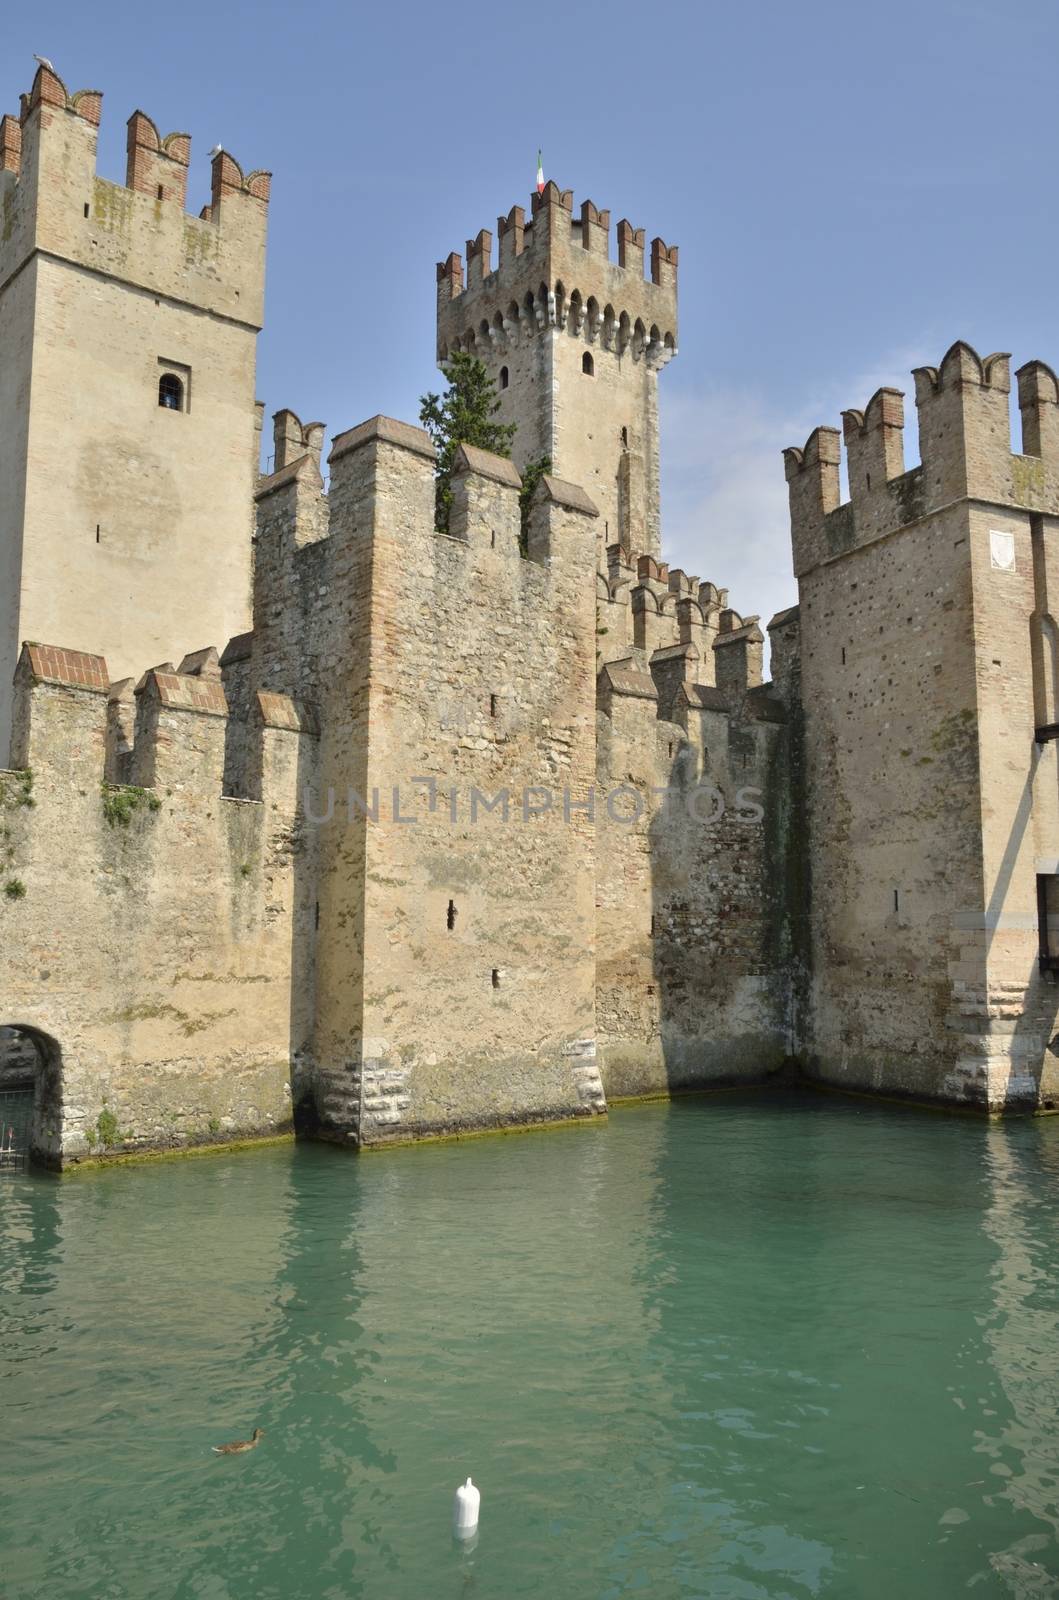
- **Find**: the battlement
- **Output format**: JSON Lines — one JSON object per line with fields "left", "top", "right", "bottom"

{"left": 9, "top": 635, "right": 313, "bottom": 809}
{"left": 436, "top": 180, "right": 677, "bottom": 365}
{"left": 0, "top": 62, "right": 270, "bottom": 326}
{"left": 785, "top": 340, "right": 1059, "bottom": 578}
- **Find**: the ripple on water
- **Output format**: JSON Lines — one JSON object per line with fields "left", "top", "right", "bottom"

{"left": 0, "top": 1094, "right": 1057, "bottom": 1599}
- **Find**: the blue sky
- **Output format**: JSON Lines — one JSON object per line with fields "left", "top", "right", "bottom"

{"left": 6, "top": 1, "right": 1059, "bottom": 637}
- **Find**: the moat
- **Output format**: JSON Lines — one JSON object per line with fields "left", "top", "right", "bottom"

{"left": 2, "top": 1093, "right": 1057, "bottom": 1599}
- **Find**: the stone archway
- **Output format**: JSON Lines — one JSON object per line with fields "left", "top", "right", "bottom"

{"left": 0, "top": 1025, "right": 63, "bottom": 1168}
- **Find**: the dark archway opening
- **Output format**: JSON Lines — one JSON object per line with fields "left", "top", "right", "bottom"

{"left": 0, "top": 1025, "right": 63, "bottom": 1170}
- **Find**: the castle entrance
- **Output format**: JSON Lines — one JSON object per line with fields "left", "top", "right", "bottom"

{"left": 0, "top": 1026, "right": 61, "bottom": 1171}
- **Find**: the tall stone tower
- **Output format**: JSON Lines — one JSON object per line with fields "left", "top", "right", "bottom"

{"left": 785, "top": 342, "right": 1059, "bottom": 1110}
{"left": 436, "top": 182, "right": 678, "bottom": 566}
{"left": 0, "top": 63, "right": 270, "bottom": 763}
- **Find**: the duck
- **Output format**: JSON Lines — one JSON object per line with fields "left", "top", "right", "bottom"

{"left": 212, "top": 1427, "right": 264, "bottom": 1455}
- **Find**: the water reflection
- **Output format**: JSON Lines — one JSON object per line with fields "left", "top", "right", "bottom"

{"left": 1, "top": 1102, "right": 1058, "bottom": 1600}
{"left": 975, "top": 1123, "right": 1059, "bottom": 1595}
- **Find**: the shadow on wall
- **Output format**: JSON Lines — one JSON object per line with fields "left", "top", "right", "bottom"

{"left": 0, "top": 1024, "right": 63, "bottom": 1166}
{"left": 646, "top": 716, "right": 809, "bottom": 1095}
{"left": 984, "top": 749, "right": 1059, "bottom": 1112}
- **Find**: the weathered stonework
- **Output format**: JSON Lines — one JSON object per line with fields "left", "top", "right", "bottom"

{"left": 436, "top": 184, "right": 677, "bottom": 564}
{"left": 0, "top": 63, "right": 267, "bottom": 762}
{"left": 4, "top": 60, "right": 1057, "bottom": 1169}
{"left": 785, "top": 345, "right": 1059, "bottom": 1111}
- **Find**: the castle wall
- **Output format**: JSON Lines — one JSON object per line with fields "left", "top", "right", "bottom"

{"left": 0, "top": 259, "right": 35, "bottom": 764}
{"left": 594, "top": 633, "right": 792, "bottom": 1100}
{"left": 0, "top": 65, "right": 267, "bottom": 764}
{"left": 0, "top": 645, "right": 314, "bottom": 1165}
{"left": 788, "top": 348, "right": 1059, "bottom": 1110}
{"left": 304, "top": 424, "right": 604, "bottom": 1144}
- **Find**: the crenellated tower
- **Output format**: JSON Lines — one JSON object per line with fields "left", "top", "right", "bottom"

{"left": 436, "top": 182, "right": 678, "bottom": 567}
{"left": 785, "top": 340, "right": 1059, "bottom": 1111}
{"left": 0, "top": 62, "right": 271, "bottom": 763}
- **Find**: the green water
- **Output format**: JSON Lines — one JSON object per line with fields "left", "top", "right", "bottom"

{"left": 2, "top": 1094, "right": 1058, "bottom": 1599}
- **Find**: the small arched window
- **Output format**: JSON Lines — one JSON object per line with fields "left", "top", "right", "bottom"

{"left": 499, "top": 366, "right": 509, "bottom": 390}
{"left": 620, "top": 426, "right": 629, "bottom": 447}
{"left": 582, "top": 352, "right": 594, "bottom": 376}
{"left": 158, "top": 373, "right": 184, "bottom": 411}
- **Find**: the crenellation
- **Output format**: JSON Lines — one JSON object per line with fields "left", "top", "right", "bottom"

{"left": 497, "top": 205, "right": 525, "bottom": 267}
{"left": 616, "top": 219, "right": 645, "bottom": 273}
{"left": 126, "top": 111, "right": 190, "bottom": 207}
{"left": 650, "top": 237, "right": 678, "bottom": 290}
{"left": 1016, "top": 359, "right": 1059, "bottom": 461}
{"left": 714, "top": 619, "right": 764, "bottom": 694}
{"left": 0, "top": 112, "right": 20, "bottom": 173}
{"left": 10, "top": 643, "right": 108, "bottom": 775}
{"left": 466, "top": 227, "right": 493, "bottom": 288}
{"left": 579, "top": 199, "right": 610, "bottom": 256}
{"left": 105, "top": 677, "right": 136, "bottom": 783}
{"left": 271, "top": 408, "right": 325, "bottom": 473}
{"left": 449, "top": 442, "right": 523, "bottom": 549}
{"left": 842, "top": 386, "right": 905, "bottom": 499}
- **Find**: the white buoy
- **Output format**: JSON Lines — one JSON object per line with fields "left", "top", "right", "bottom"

{"left": 453, "top": 1476, "right": 480, "bottom": 1540}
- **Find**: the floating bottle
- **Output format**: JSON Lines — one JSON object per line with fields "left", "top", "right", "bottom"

{"left": 453, "top": 1477, "right": 480, "bottom": 1540}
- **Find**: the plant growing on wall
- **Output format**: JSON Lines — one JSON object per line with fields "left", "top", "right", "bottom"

{"left": 419, "top": 352, "right": 516, "bottom": 532}
{"left": 518, "top": 454, "right": 552, "bottom": 554}
{"left": 101, "top": 784, "right": 162, "bottom": 828}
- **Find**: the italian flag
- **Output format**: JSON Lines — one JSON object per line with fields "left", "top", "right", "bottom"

{"left": 536, "top": 150, "right": 544, "bottom": 195}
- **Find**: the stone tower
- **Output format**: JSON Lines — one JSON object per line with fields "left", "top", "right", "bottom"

{"left": 785, "top": 342, "right": 1059, "bottom": 1110}
{"left": 436, "top": 181, "right": 678, "bottom": 567}
{"left": 0, "top": 63, "right": 270, "bottom": 763}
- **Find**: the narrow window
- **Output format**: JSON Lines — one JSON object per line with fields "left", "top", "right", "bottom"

{"left": 621, "top": 426, "right": 628, "bottom": 447}
{"left": 582, "top": 352, "right": 594, "bottom": 376}
{"left": 490, "top": 529, "right": 496, "bottom": 548}
{"left": 491, "top": 968, "right": 500, "bottom": 989}
{"left": 447, "top": 899, "right": 457, "bottom": 931}
{"left": 841, "top": 647, "right": 846, "bottom": 664}
{"left": 866, "top": 472, "right": 872, "bottom": 490}
{"left": 95, "top": 524, "right": 100, "bottom": 544}
{"left": 650, "top": 914, "right": 656, "bottom": 936}
{"left": 893, "top": 888, "right": 900, "bottom": 914}
{"left": 158, "top": 373, "right": 184, "bottom": 411}
{"left": 1038, "top": 876, "right": 1059, "bottom": 971}
{"left": 156, "top": 184, "right": 164, "bottom": 200}
{"left": 489, "top": 694, "right": 497, "bottom": 717}
{"left": 499, "top": 366, "right": 509, "bottom": 390}
{"left": 83, "top": 202, "right": 90, "bottom": 218}
{"left": 314, "top": 902, "right": 320, "bottom": 930}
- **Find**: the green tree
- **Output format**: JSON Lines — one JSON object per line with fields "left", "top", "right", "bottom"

{"left": 419, "top": 352, "right": 517, "bottom": 532}
{"left": 518, "top": 454, "right": 553, "bottom": 554}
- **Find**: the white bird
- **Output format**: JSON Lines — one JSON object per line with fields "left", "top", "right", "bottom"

{"left": 34, "top": 55, "right": 54, "bottom": 72}
{"left": 209, "top": 144, "right": 223, "bottom": 157}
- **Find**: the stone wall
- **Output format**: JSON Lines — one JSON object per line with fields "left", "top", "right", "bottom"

{"left": 0, "top": 643, "right": 313, "bottom": 1166}
{"left": 436, "top": 184, "right": 677, "bottom": 563}
{"left": 787, "top": 345, "right": 1059, "bottom": 1110}
{"left": 304, "top": 426, "right": 604, "bottom": 1144}
{"left": 594, "top": 555, "right": 794, "bottom": 1097}
{"left": 0, "top": 62, "right": 267, "bottom": 763}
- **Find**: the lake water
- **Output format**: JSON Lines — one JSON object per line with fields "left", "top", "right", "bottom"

{"left": 2, "top": 1092, "right": 1058, "bottom": 1599}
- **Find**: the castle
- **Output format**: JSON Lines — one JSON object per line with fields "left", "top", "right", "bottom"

{"left": 2, "top": 62, "right": 1057, "bottom": 1169}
